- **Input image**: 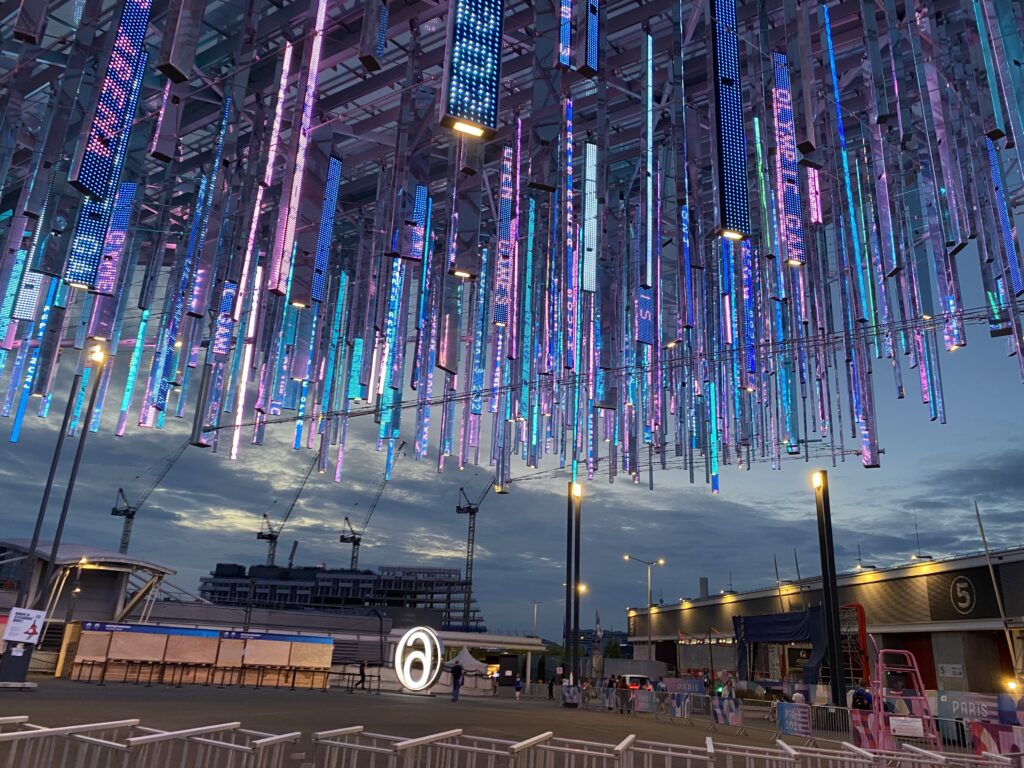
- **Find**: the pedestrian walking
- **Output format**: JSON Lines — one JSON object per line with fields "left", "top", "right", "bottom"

{"left": 492, "top": 672, "right": 499, "bottom": 697}
{"left": 355, "top": 660, "right": 367, "bottom": 690}
{"left": 515, "top": 676, "right": 522, "bottom": 701}
{"left": 451, "top": 661, "right": 464, "bottom": 702}
{"left": 548, "top": 676, "right": 555, "bottom": 700}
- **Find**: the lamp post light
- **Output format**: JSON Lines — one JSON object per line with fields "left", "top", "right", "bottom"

{"left": 564, "top": 482, "right": 583, "bottom": 691}
{"left": 0, "top": 345, "right": 105, "bottom": 683}
{"left": 37, "top": 345, "right": 108, "bottom": 616}
{"left": 812, "top": 470, "right": 846, "bottom": 707}
{"left": 625, "top": 555, "right": 664, "bottom": 663}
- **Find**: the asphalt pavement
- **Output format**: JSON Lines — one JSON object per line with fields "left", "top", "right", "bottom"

{"left": 1, "top": 677, "right": 781, "bottom": 750}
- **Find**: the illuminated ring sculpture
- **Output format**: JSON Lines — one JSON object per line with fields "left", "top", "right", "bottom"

{"left": 394, "top": 626, "right": 445, "bottom": 691}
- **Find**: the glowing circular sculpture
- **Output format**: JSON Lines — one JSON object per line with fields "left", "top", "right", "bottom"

{"left": 394, "top": 626, "right": 444, "bottom": 691}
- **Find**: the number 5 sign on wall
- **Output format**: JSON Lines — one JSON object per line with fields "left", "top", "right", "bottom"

{"left": 395, "top": 627, "right": 445, "bottom": 691}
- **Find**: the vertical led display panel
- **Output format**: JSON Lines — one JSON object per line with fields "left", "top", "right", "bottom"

{"left": 986, "top": 138, "right": 1024, "bottom": 296}
{"left": 358, "top": 0, "right": 389, "bottom": 72}
{"left": 573, "top": 0, "right": 598, "bottom": 76}
{"left": 312, "top": 156, "right": 343, "bottom": 304}
{"left": 65, "top": 52, "right": 146, "bottom": 288}
{"left": 439, "top": 0, "right": 504, "bottom": 139}
{"left": 771, "top": 53, "right": 806, "bottom": 266}
{"left": 268, "top": 0, "right": 328, "bottom": 296}
{"left": 68, "top": 0, "right": 153, "bottom": 200}
{"left": 493, "top": 146, "right": 514, "bottom": 326}
{"left": 710, "top": 0, "right": 750, "bottom": 239}
{"left": 212, "top": 281, "right": 237, "bottom": 355}
{"left": 559, "top": 0, "right": 572, "bottom": 67}
{"left": 582, "top": 142, "right": 598, "bottom": 292}
{"left": 94, "top": 182, "right": 137, "bottom": 295}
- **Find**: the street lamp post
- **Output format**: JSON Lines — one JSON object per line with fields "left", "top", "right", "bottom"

{"left": 625, "top": 555, "right": 664, "bottom": 663}
{"left": 37, "top": 345, "right": 108, "bottom": 614}
{"left": 0, "top": 345, "right": 105, "bottom": 683}
{"left": 571, "top": 483, "right": 582, "bottom": 685}
{"left": 812, "top": 470, "right": 847, "bottom": 707}
{"left": 564, "top": 482, "right": 583, "bottom": 691}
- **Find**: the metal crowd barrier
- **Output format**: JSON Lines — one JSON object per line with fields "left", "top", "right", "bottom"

{"left": 0, "top": 718, "right": 300, "bottom": 768}
{"left": 312, "top": 727, "right": 555, "bottom": 768}
{"left": 630, "top": 738, "right": 715, "bottom": 768}
{"left": 706, "top": 737, "right": 798, "bottom": 768}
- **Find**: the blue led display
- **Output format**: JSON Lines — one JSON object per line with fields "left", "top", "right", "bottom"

{"left": 212, "top": 281, "right": 238, "bottom": 356}
{"left": 312, "top": 156, "right": 343, "bottom": 304}
{"left": 493, "top": 147, "right": 514, "bottom": 326}
{"left": 559, "top": 0, "right": 571, "bottom": 66}
{"left": 65, "top": 52, "right": 146, "bottom": 288}
{"left": 440, "top": 0, "right": 504, "bottom": 138}
{"left": 95, "top": 181, "right": 137, "bottom": 294}
{"left": 69, "top": 0, "right": 153, "bottom": 200}
{"left": 375, "top": 3, "right": 389, "bottom": 59}
{"left": 771, "top": 53, "right": 806, "bottom": 266}
{"left": 986, "top": 138, "right": 1024, "bottom": 296}
{"left": 711, "top": 0, "right": 749, "bottom": 238}
{"left": 582, "top": 142, "right": 597, "bottom": 292}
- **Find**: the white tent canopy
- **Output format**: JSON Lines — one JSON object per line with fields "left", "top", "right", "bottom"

{"left": 444, "top": 647, "right": 489, "bottom": 676}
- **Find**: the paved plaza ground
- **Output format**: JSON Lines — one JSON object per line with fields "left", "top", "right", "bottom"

{"left": 1, "top": 677, "right": 782, "bottom": 751}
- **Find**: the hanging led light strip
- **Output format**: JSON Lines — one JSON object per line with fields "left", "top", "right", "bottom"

{"left": 770, "top": 53, "right": 806, "bottom": 267}
{"left": 710, "top": 0, "right": 749, "bottom": 240}
{"left": 439, "top": 0, "right": 504, "bottom": 139}
{"left": 311, "top": 156, "right": 343, "bottom": 304}
{"left": 268, "top": 0, "right": 328, "bottom": 295}
{"left": 68, "top": 0, "right": 153, "bottom": 200}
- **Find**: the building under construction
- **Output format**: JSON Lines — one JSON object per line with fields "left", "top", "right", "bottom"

{"left": 198, "top": 563, "right": 487, "bottom": 632}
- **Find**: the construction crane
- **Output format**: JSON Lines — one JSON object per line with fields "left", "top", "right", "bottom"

{"left": 111, "top": 441, "right": 189, "bottom": 554}
{"left": 339, "top": 440, "right": 405, "bottom": 570}
{"left": 456, "top": 479, "right": 493, "bottom": 631}
{"left": 339, "top": 517, "right": 361, "bottom": 570}
{"left": 258, "top": 450, "right": 320, "bottom": 566}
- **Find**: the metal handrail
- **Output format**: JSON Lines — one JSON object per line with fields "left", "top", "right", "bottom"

{"left": 125, "top": 721, "right": 241, "bottom": 746}
{"left": 0, "top": 719, "right": 140, "bottom": 742}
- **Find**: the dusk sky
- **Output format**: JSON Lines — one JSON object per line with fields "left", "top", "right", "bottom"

{"left": 2, "top": 251, "right": 1023, "bottom": 640}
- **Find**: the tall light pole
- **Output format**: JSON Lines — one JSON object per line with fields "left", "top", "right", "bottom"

{"left": 0, "top": 345, "right": 104, "bottom": 683}
{"left": 812, "top": 470, "right": 846, "bottom": 707}
{"left": 625, "top": 555, "right": 664, "bottom": 663}
{"left": 37, "top": 344, "right": 108, "bottom": 614}
{"left": 571, "top": 482, "right": 582, "bottom": 685}
{"left": 531, "top": 600, "right": 541, "bottom": 636}
{"left": 564, "top": 481, "right": 583, "bottom": 691}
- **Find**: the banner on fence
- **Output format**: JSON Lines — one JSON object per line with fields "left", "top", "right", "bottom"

{"left": 663, "top": 677, "right": 706, "bottom": 695}
{"left": 778, "top": 702, "right": 812, "bottom": 736}
{"left": 936, "top": 691, "right": 1000, "bottom": 723}
{"left": 969, "top": 720, "right": 1024, "bottom": 756}
{"left": 712, "top": 697, "right": 742, "bottom": 726}
{"left": 851, "top": 710, "right": 883, "bottom": 750}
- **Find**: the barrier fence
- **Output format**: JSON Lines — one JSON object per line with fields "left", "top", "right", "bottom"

{"left": 0, "top": 718, "right": 301, "bottom": 768}
{"left": 3, "top": 716, "right": 1018, "bottom": 768}
{"left": 566, "top": 688, "right": 995, "bottom": 757}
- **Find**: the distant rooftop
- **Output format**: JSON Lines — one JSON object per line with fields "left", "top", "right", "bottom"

{"left": 0, "top": 539, "right": 175, "bottom": 576}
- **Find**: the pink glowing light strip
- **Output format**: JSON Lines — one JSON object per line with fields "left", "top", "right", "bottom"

{"left": 807, "top": 167, "right": 822, "bottom": 224}
{"left": 230, "top": 265, "right": 263, "bottom": 459}
{"left": 234, "top": 42, "right": 293, "bottom": 323}
{"left": 268, "top": 0, "right": 327, "bottom": 295}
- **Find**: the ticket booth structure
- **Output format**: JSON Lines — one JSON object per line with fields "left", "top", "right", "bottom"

{"left": 60, "top": 622, "right": 334, "bottom": 689}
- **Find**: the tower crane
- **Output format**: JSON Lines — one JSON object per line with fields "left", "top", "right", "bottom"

{"left": 111, "top": 441, "right": 189, "bottom": 554}
{"left": 258, "top": 450, "right": 320, "bottom": 566}
{"left": 339, "top": 440, "right": 405, "bottom": 570}
{"left": 456, "top": 479, "right": 493, "bottom": 630}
